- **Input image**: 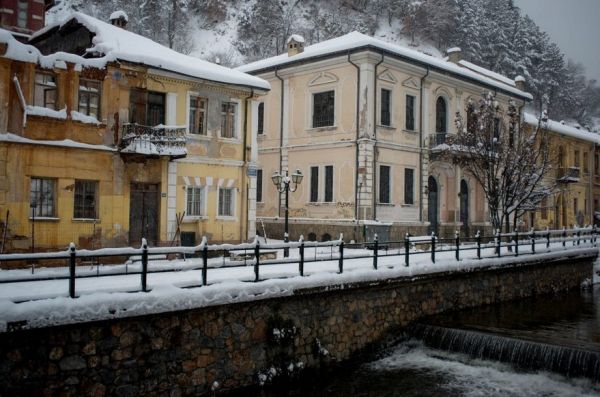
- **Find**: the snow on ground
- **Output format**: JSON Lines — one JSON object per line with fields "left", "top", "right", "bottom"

{"left": 0, "top": 237, "right": 596, "bottom": 332}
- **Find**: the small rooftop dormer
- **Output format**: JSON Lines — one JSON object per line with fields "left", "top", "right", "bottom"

{"left": 446, "top": 47, "right": 462, "bottom": 64}
{"left": 109, "top": 10, "right": 128, "bottom": 29}
{"left": 287, "top": 34, "right": 305, "bottom": 57}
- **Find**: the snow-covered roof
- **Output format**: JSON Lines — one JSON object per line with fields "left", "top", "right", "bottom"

{"left": 524, "top": 113, "right": 600, "bottom": 144}
{"left": 26, "top": 12, "right": 269, "bottom": 91}
{"left": 237, "top": 31, "right": 531, "bottom": 100}
{"left": 0, "top": 132, "right": 117, "bottom": 152}
{"left": 458, "top": 60, "right": 516, "bottom": 87}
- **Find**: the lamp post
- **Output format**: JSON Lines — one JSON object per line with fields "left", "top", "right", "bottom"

{"left": 272, "top": 169, "right": 303, "bottom": 257}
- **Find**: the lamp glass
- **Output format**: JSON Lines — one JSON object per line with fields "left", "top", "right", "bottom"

{"left": 271, "top": 171, "right": 282, "bottom": 186}
{"left": 291, "top": 169, "right": 303, "bottom": 185}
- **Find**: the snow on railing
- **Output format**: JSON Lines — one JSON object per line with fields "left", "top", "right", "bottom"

{"left": 0, "top": 228, "right": 596, "bottom": 301}
{"left": 119, "top": 123, "right": 187, "bottom": 157}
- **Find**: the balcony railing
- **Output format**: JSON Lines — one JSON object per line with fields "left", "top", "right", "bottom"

{"left": 120, "top": 123, "right": 187, "bottom": 158}
{"left": 556, "top": 167, "right": 580, "bottom": 183}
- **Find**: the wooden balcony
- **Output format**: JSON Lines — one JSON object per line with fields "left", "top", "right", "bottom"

{"left": 556, "top": 167, "right": 580, "bottom": 183}
{"left": 119, "top": 123, "right": 187, "bottom": 160}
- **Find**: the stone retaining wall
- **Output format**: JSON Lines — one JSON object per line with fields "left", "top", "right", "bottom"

{"left": 0, "top": 255, "right": 594, "bottom": 396}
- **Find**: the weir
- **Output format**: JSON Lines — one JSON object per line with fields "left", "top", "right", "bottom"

{"left": 410, "top": 323, "right": 600, "bottom": 381}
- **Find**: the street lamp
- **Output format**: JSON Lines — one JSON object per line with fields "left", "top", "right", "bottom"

{"left": 272, "top": 169, "right": 303, "bottom": 257}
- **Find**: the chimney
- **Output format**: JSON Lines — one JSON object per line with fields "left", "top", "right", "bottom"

{"left": 514, "top": 75, "right": 526, "bottom": 91}
{"left": 109, "top": 10, "right": 128, "bottom": 29}
{"left": 287, "top": 35, "right": 305, "bottom": 57}
{"left": 446, "top": 47, "right": 462, "bottom": 64}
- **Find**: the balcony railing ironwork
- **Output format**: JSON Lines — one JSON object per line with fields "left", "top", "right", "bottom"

{"left": 120, "top": 123, "right": 187, "bottom": 158}
{"left": 556, "top": 167, "right": 580, "bottom": 183}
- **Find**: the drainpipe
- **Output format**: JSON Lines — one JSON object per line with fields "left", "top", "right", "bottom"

{"left": 241, "top": 88, "right": 254, "bottom": 242}
{"left": 348, "top": 52, "right": 361, "bottom": 231}
{"left": 419, "top": 67, "right": 430, "bottom": 223}
{"left": 275, "top": 69, "right": 284, "bottom": 218}
{"left": 590, "top": 142, "right": 595, "bottom": 226}
{"left": 373, "top": 52, "right": 384, "bottom": 220}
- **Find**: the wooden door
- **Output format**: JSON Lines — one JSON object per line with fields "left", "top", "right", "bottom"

{"left": 129, "top": 183, "right": 159, "bottom": 246}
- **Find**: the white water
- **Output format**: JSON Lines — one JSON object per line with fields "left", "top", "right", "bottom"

{"left": 368, "top": 341, "right": 600, "bottom": 397}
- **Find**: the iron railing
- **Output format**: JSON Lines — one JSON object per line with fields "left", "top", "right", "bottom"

{"left": 120, "top": 123, "right": 187, "bottom": 157}
{"left": 556, "top": 167, "right": 581, "bottom": 183}
{"left": 0, "top": 227, "right": 596, "bottom": 301}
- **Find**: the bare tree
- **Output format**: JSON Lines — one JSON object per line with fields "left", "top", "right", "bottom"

{"left": 448, "top": 92, "right": 554, "bottom": 233}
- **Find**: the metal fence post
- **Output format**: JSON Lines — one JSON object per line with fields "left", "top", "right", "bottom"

{"left": 476, "top": 230, "right": 481, "bottom": 259}
{"left": 338, "top": 238, "right": 344, "bottom": 274}
{"left": 577, "top": 229, "right": 581, "bottom": 246}
{"left": 546, "top": 227, "right": 550, "bottom": 248}
{"left": 141, "top": 238, "right": 148, "bottom": 292}
{"left": 299, "top": 235, "right": 305, "bottom": 276}
{"left": 431, "top": 232, "right": 436, "bottom": 263}
{"left": 530, "top": 228, "right": 535, "bottom": 254}
{"left": 202, "top": 238, "right": 208, "bottom": 286}
{"left": 514, "top": 230, "right": 519, "bottom": 257}
{"left": 455, "top": 230, "right": 460, "bottom": 261}
{"left": 562, "top": 227, "right": 567, "bottom": 247}
{"left": 404, "top": 233, "right": 410, "bottom": 267}
{"left": 69, "top": 243, "right": 76, "bottom": 299}
{"left": 373, "top": 234, "right": 379, "bottom": 270}
{"left": 496, "top": 229, "right": 501, "bottom": 258}
{"left": 254, "top": 240, "right": 260, "bottom": 282}
{"left": 594, "top": 225, "right": 598, "bottom": 246}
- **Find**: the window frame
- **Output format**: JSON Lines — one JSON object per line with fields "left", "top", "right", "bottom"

{"left": 380, "top": 88, "right": 392, "bottom": 127}
{"left": 324, "top": 165, "right": 334, "bottom": 203}
{"left": 404, "top": 168, "right": 414, "bottom": 205}
{"left": 186, "top": 186, "right": 206, "bottom": 217}
{"left": 188, "top": 94, "right": 208, "bottom": 135}
{"left": 220, "top": 101, "right": 238, "bottom": 139}
{"left": 17, "top": 0, "right": 28, "bottom": 28}
{"left": 217, "top": 187, "right": 236, "bottom": 218}
{"left": 30, "top": 177, "right": 57, "bottom": 218}
{"left": 77, "top": 79, "right": 101, "bottom": 119}
{"left": 435, "top": 96, "right": 447, "bottom": 133}
{"left": 310, "top": 166, "right": 319, "bottom": 203}
{"left": 379, "top": 165, "right": 391, "bottom": 204}
{"left": 256, "top": 169, "right": 263, "bottom": 203}
{"left": 311, "top": 90, "right": 335, "bottom": 128}
{"left": 34, "top": 72, "right": 57, "bottom": 110}
{"left": 73, "top": 180, "right": 98, "bottom": 220}
{"left": 257, "top": 102, "right": 265, "bottom": 135}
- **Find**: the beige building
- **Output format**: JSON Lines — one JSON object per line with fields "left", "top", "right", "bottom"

{"left": 238, "top": 33, "right": 531, "bottom": 241}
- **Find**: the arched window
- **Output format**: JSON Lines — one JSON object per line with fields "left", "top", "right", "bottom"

{"left": 435, "top": 97, "right": 447, "bottom": 133}
{"left": 558, "top": 147, "right": 564, "bottom": 168}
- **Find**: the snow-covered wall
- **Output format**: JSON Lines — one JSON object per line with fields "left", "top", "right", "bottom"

{"left": 0, "top": 254, "right": 593, "bottom": 395}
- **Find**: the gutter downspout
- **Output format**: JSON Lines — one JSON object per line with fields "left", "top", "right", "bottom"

{"left": 275, "top": 69, "right": 284, "bottom": 218}
{"left": 348, "top": 52, "right": 361, "bottom": 235}
{"left": 419, "top": 67, "right": 430, "bottom": 223}
{"left": 590, "top": 143, "right": 595, "bottom": 226}
{"left": 373, "top": 52, "right": 384, "bottom": 220}
{"left": 241, "top": 88, "right": 254, "bottom": 242}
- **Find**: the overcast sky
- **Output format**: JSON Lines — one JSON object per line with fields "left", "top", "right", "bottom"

{"left": 513, "top": 0, "right": 600, "bottom": 82}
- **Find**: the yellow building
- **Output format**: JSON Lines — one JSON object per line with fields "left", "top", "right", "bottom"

{"left": 238, "top": 33, "right": 531, "bottom": 241}
{"left": 0, "top": 12, "right": 268, "bottom": 253}
{"left": 522, "top": 114, "right": 600, "bottom": 230}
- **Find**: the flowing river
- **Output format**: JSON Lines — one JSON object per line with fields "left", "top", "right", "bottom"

{"left": 236, "top": 284, "right": 600, "bottom": 396}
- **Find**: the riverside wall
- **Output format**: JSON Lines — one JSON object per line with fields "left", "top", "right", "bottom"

{"left": 0, "top": 255, "right": 594, "bottom": 396}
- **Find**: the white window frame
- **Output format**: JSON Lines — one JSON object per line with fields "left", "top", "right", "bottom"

{"left": 307, "top": 165, "right": 335, "bottom": 203}
{"left": 219, "top": 99, "right": 241, "bottom": 140}
{"left": 186, "top": 91, "right": 209, "bottom": 137}
{"left": 217, "top": 187, "right": 237, "bottom": 219}
{"left": 185, "top": 186, "right": 207, "bottom": 219}
{"left": 308, "top": 87, "right": 338, "bottom": 130}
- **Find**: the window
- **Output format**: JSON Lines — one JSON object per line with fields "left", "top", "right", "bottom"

{"left": 435, "top": 97, "right": 447, "bottom": 133}
{"left": 595, "top": 153, "right": 599, "bottom": 174}
{"left": 78, "top": 79, "right": 101, "bottom": 119}
{"left": 310, "top": 166, "right": 319, "bottom": 202}
{"left": 221, "top": 102, "right": 237, "bottom": 138}
{"left": 34, "top": 73, "right": 57, "bottom": 110}
{"left": 73, "top": 180, "right": 98, "bottom": 219}
{"left": 256, "top": 169, "right": 263, "bottom": 202}
{"left": 186, "top": 186, "right": 205, "bottom": 216}
{"left": 379, "top": 165, "right": 391, "bottom": 204}
{"left": 324, "top": 165, "right": 333, "bottom": 203}
{"left": 380, "top": 89, "right": 391, "bottom": 127}
{"left": 493, "top": 118, "right": 501, "bottom": 140}
{"left": 257, "top": 102, "right": 264, "bottom": 134}
{"left": 17, "top": 1, "right": 28, "bottom": 28}
{"left": 574, "top": 150, "right": 580, "bottom": 168}
{"left": 30, "top": 178, "right": 56, "bottom": 217}
{"left": 541, "top": 197, "right": 548, "bottom": 220}
{"left": 147, "top": 92, "right": 165, "bottom": 126}
{"left": 574, "top": 198, "right": 578, "bottom": 215}
{"left": 129, "top": 89, "right": 165, "bottom": 126}
{"left": 558, "top": 147, "right": 565, "bottom": 168}
{"left": 218, "top": 188, "right": 235, "bottom": 217}
{"left": 189, "top": 96, "right": 207, "bottom": 135}
{"left": 584, "top": 152, "right": 589, "bottom": 173}
{"left": 405, "top": 95, "right": 415, "bottom": 131}
{"left": 312, "top": 90, "right": 335, "bottom": 128}
{"left": 404, "top": 168, "right": 414, "bottom": 205}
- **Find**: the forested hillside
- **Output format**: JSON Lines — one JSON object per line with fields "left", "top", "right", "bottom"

{"left": 48, "top": 0, "right": 600, "bottom": 129}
